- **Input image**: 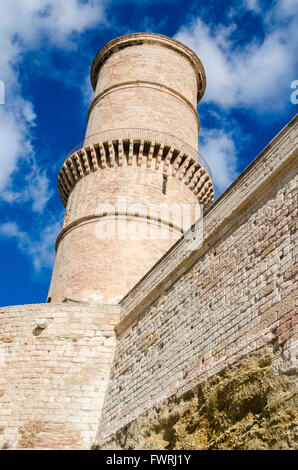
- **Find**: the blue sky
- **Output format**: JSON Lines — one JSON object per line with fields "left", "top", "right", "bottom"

{"left": 0, "top": 0, "right": 297, "bottom": 306}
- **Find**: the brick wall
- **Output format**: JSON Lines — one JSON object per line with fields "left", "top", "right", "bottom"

{"left": 0, "top": 302, "right": 120, "bottom": 449}
{"left": 95, "top": 115, "right": 297, "bottom": 445}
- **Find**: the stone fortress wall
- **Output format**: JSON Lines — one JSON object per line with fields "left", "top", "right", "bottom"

{"left": 0, "top": 303, "right": 120, "bottom": 449}
{"left": 95, "top": 115, "right": 297, "bottom": 448}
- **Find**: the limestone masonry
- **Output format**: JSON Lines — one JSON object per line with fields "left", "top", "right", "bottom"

{"left": 49, "top": 33, "right": 213, "bottom": 305}
{"left": 0, "top": 33, "right": 297, "bottom": 450}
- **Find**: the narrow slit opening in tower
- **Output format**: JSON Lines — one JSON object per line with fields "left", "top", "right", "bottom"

{"left": 162, "top": 176, "right": 167, "bottom": 195}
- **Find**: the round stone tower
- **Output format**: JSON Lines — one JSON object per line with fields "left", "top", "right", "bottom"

{"left": 48, "top": 33, "right": 213, "bottom": 304}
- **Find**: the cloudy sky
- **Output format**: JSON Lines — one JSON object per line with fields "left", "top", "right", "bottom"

{"left": 0, "top": 0, "right": 297, "bottom": 306}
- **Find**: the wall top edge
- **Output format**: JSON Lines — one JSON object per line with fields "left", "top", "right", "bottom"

{"left": 90, "top": 32, "right": 206, "bottom": 100}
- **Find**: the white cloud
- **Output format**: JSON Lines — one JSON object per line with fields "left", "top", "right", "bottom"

{"left": 0, "top": 222, "right": 26, "bottom": 240}
{"left": 0, "top": 0, "right": 106, "bottom": 204}
{"left": 0, "top": 107, "right": 34, "bottom": 191}
{"left": 175, "top": 1, "right": 297, "bottom": 195}
{"left": 0, "top": 1, "right": 106, "bottom": 51}
{"left": 275, "top": 0, "right": 298, "bottom": 17}
{"left": 175, "top": 3, "right": 297, "bottom": 111}
{"left": 199, "top": 128, "right": 238, "bottom": 194}
{"left": 0, "top": 219, "right": 61, "bottom": 272}
{"left": 29, "top": 172, "right": 54, "bottom": 213}
{"left": 1, "top": 171, "right": 53, "bottom": 213}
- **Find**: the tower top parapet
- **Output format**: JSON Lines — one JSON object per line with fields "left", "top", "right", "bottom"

{"left": 90, "top": 32, "right": 206, "bottom": 102}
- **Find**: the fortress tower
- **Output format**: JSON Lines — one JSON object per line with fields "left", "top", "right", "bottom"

{"left": 48, "top": 33, "right": 213, "bottom": 304}
{"left": 0, "top": 32, "right": 296, "bottom": 451}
